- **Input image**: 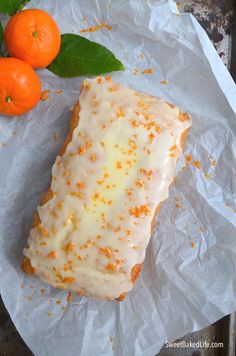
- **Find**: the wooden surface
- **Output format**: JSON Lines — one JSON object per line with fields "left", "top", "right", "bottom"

{"left": 0, "top": 1, "right": 235, "bottom": 355}
{"left": 0, "top": 297, "right": 32, "bottom": 356}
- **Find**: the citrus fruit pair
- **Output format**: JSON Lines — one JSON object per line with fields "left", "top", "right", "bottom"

{"left": 0, "top": 9, "right": 61, "bottom": 116}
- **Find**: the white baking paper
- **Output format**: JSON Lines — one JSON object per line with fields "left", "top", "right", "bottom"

{"left": 0, "top": 0, "right": 236, "bottom": 355}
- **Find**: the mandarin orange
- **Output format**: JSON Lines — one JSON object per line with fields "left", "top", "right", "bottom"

{"left": 4, "top": 9, "right": 61, "bottom": 69}
{"left": 0, "top": 58, "right": 41, "bottom": 116}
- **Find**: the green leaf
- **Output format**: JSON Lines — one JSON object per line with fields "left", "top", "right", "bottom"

{"left": 0, "top": 22, "right": 3, "bottom": 48}
{"left": 47, "top": 33, "right": 125, "bottom": 78}
{"left": 0, "top": 0, "right": 30, "bottom": 15}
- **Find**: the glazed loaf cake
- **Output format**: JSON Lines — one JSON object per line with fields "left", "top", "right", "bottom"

{"left": 22, "top": 77, "right": 191, "bottom": 300}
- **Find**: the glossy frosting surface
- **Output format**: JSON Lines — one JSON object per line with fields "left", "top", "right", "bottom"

{"left": 24, "top": 77, "right": 191, "bottom": 300}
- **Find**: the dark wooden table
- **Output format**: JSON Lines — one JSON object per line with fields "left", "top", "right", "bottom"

{"left": 0, "top": 1, "right": 235, "bottom": 355}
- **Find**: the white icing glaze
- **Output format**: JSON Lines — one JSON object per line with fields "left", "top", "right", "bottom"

{"left": 24, "top": 77, "right": 191, "bottom": 300}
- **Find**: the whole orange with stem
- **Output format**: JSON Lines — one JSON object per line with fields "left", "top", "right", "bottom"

{"left": 0, "top": 58, "right": 41, "bottom": 116}
{"left": 4, "top": 9, "right": 61, "bottom": 69}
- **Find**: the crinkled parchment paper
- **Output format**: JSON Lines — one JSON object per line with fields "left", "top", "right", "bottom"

{"left": 0, "top": 0, "right": 236, "bottom": 355}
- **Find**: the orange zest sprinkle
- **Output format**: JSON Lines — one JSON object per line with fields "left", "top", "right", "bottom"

{"left": 135, "top": 179, "right": 145, "bottom": 188}
{"left": 105, "top": 262, "right": 117, "bottom": 272}
{"left": 85, "top": 139, "right": 92, "bottom": 150}
{"left": 80, "top": 21, "right": 112, "bottom": 33}
{"left": 128, "top": 138, "right": 137, "bottom": 150}
{"left": 126, "top": 229, "right": 132, "bottom": 236}
{"left": 106, "top": 75, "right": 111, "bottom": 81}
{"left": 142, "top": 68, "right": 153, "bottom": 75}
{"left": 63, "top": 264, "right": 71, "bottom": 272}
{"left": 117, "top": 107, "right": 125, "bottom": 118}
{"left": 193, "top": 160, "right": 201, "bottom": 169}
{"left": 79, "top": 239, "right": 93, "bottom": 250}
{"left": 48, "top": 251, "right": 57, "bottom": 259}
{"left": 118, "top": 237, "right": 124, "bottom": 241}
{"left": 169, "top": 144, "right": 177, "bottom": 151}
{"left": 114, "top": 226, "right": 122, "bottom": 232}
{"left": 185, "top": 154, "right": 192, "bottom": 163}
{"left": 138, "top": 100, "right": 150, "bottom": 110}
{"left": 65, "top": 242, "right": 75, "bottom": 252}
{"left": 67, "top": 292, "right": 73, "bottom": 303}
{"left": 96, "top": 76, "right": 103, "bottom": 84}
{"left": 92, "top": 192, "right": 100, "bottom": 200}
{"left": 77, "top": 181, "right": 86, "bottom": 189}
{"left": 100, "top": 247, "right": 113, "bottom": 259}
{"left": 191, "top": 241, "right": 196, "bottom": 248}
{"left": 169, "top": 144, "right": 178, "bottom": 158}
{"left": 140, "top": 168, "right": 153, "bottom": 179}
{"left": 125, "top": 188, "right": 133, "bottom": 196}
{"left": 89, "top": 153, "right": 96, "bottom": 162}
{"left": 109, "top": 86, "right": 117, "bottom": 92}
{"left": 70, "top": 191, "right": 83, "bottom": 199}
{"left": 40, "top": 89, "right": 50, "bottom": 101}
{"left": 131, "top": 120, "right": 139, "bottom": 128}
{"left": 116, "top": 161, "right": 122, "bottom": 169}
{"left": 211, "top": 160, "right": 217, "bottom": 167}
{"left": 63, "top": 170, "right": 70, "bottom": 177}
{"left": 160, "top": 80, "right": 169, "bottom": 85}
{"left": 148, "top": 132, "right": 155, "bottom": 143}
{"left": 55, "top": 90, "right": 63, "bottom": 95}
{"left": 133, "top": 68, "right": 139, "bottom": 75}
{"left": 96, "top": 235, "right": 101, "bottom": 240}
{"left": 126, "top": 160, "right": 134, "bottom": 168}
{"left": 82, "top": 80, "right": 91, "bottom": 90}
{"left": 154, "top": 124, "right": 161, "bottom": 133}
{"left": 57, "top": 200, "right": 64, "bottom": 209}
{"left": 79, "top": 146, "right": 86, "bottom": 155}
{"left": 178, "top": 112, "right": 189, "bottom": 121}
{"left": 115, "top": 258, "right": 123, "bottom": 265}
{"left": 129, "top": 204, "right": 150, "bottom": 218}
{"left": 38, "top": 224, "right": 47, "bottom": 236}
{"left": 62, "top": 277, "right": 76, "bottom": 284}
